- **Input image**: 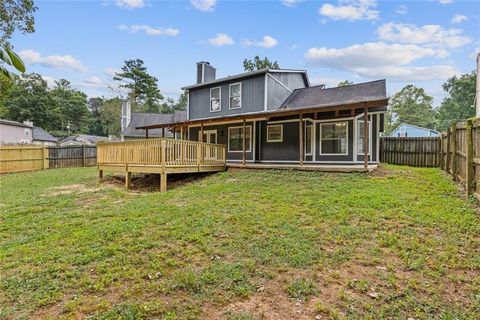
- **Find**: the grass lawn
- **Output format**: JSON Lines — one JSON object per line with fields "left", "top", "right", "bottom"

{"left": 0, "top": 165, "right": 479, "bottom": 319}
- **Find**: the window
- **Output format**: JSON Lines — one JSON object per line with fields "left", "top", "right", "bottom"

{"left": 229, "top": 83, "right": 241, "bottom": 109}
{"left": 228, "top": 126, "right": 252, "bottom": 152}
{"left": 267, "top": 125, "right": 283, "bottom": 142}
{"left": 24, "top": 129, "right": 30, "bottom": 136}
{"left": 357, "top": 118, "right": 371, "bottom": 155}
{"left": 305, "top": 125, "right": 312, "bottom": 155}
{"left": 210, "top": 87, "right": 221, "bottom": 112}
{"left": 320, "top": 122, "right": 348, "bottom": 155}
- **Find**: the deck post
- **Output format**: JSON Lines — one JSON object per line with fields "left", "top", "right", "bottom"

{"left": 451, "top": 123, "right": 457, "bottom": 181}
{"left": 160, "top": 173, "right": 167, "bottom": 192}
{"left": 125, "top": 171, "right": 131, "bottom": 189}
{"left": 180, "top": 127, "right": 184, "bottom": 140}
{"left": 200, "top": 123, "right": 204, "bottom": 142}
{"left": 162, "top": 127, "right": 165, "bottom": 138}
{"left": 98, "top": 169, "right": 103, "bottom": 179}
{"left": 364, "top": 106, "right": 369, "bottom": 170}
{"left": 299, "top": 113, "right": 304, "bottom": 167}
{"left": 242, "top": 118, "right": 246, "bottom": 166}
{"left": 145, "top": 129, "right": 149, "bottom": 139}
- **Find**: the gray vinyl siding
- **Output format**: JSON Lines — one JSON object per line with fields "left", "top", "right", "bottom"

{"left": 188, "top": 122, "right": 255, "bottom": 161}
{"left": 259, "top": 121, "right": 300, "bottom": 161}
{"left": 266, "top": 73, "right": 308, "bottom": 110}
{"left": 188, "top": 75, "right": 265, "bottom": 120}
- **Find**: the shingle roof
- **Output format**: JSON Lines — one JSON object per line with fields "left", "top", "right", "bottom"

{"left": 280, "top": 79, "right": 387, "bottom": 110}
{"left": 122, "top": 111, "right": 187, "bottom": 137}
{"left": 32, "top": 127, "right": 57, "bottom": 142}
{"left": 60, "top": 134, "right": 109, "bottom": 145}
{"left": 0, "top": 119, "right": 32, "bottom": 128}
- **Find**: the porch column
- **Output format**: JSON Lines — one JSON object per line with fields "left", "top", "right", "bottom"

{"left": 162, "top": 127, "right": 165, "bottom": 138}
{"left": 180, "top": 126, "right": 184, "bottom": 140}
{"left": 242, "top": 118, "right": 246, "bottom": 166}
{"left": 364, "top": 105, "right": 369, "bottom": 169}
{"left": 200, "top": 123, "right": 204, "bottom": 142}
{"left": 145, "top": 129, "right": 149, "bottom": 139}
{"left": 299, "top": 113, "right": 304, "bottom": 167}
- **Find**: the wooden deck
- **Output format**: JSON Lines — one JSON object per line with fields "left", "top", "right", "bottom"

{"left": 97, "top": 138, "right": 226, "bottom": 191}
{"left": 227, "top": 162, "right": 378, "bottom": 172}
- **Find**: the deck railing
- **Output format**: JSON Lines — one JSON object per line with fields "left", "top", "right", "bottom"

{"left": 97, "top": 138, "right": 226, "bottom": 168}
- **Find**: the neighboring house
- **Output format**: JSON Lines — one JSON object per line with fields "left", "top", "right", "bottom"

{"left": 32, "top": 126, "right": 58, "bottom": 146}
{"left": 135, "top": 61, "right": 388, "bottom": 166}
{"left": 0, "top": 119, "right": 33, "bottom": 144}
{"left": 391, "top": 123, "right": 439, "bottom": 138}
{"left": 121, "top": 101, "right": 186, "bottom": 140}
{"left": 59, "top": 134, "right": 109, "bottom": 146}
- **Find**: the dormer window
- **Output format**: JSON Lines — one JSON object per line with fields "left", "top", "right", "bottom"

{"left": 210, "top": 87, "right": 221, "bottom": 112}
{"left": 229, "top": 82, "right": 241, "bottom": 109}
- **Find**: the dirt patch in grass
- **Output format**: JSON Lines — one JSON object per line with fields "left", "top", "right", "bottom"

{"left": 101, "top": 172, "right": 217, "bottom": 192}
{"left": 46, "top": 184, "right": 105, "bottom": 196}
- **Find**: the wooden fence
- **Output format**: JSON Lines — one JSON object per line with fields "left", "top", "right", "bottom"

{"left": 380, "top": 137, "right": 441, "bottom": 167}
{"left": 48, "top": 146, "right": 97, "bottom": 168}
{"left": 0, "top": 145, "right": 97, "bottom": 174}
{"left": 380, "top": 118, "right": 480, "bottom": 198}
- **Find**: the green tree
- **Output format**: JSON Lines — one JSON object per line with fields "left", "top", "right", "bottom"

{"left": 113, "top": 59, "right": 163, "bottom": 113}
{"left": 2, "top": 73, "right": 59, "bottom": 130}
{"left": 386, "top": 85, "right": 435, "bottom": 134}
{"left": 338, "top": 80, "right": 353, "bottom": 87}
{"left": 101, "top": 97, "right": 122, "bottom": 136}
{"left": 435, "top": 71, "right": 477, "bottom": 132}
{"left": 50, "top": 79, "right": 91, "bottom": 134}
{"left": 243, "top": 56, "right": 280, "bottom": 71}
{"left": 173, "top": 91, "right": 188, "bottom": 111}
{"left": 88, "top": 97, "right": 105, "bottom": 136}
{"left": 0, "top": 0, "right": 36, "bottom": 85}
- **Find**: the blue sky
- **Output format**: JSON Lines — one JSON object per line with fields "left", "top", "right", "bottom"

{"left": 11, "top": 0, "right": 480, "bottom": 105}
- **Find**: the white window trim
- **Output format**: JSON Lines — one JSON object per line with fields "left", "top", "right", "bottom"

{"left": 201, "top": 129, "right": 218, "bottom": 144}
{"left": 266, "top": 124, "right": 283, "bottom": 143}
{"left": 229, "top": 82, "right": 242, "bottom": 110}
{"left": 210, "top": 86, "right": 221, "bottom": 113}
{"left": 319, "top": 121, "right": 349, "bottom": 156}
{"left": 357, "top": 118, "right": 372, "bottom": 156}
{"left": 305, "top": 124, "right": 313, "bottom": 156}
{"left": 228, "top": 125, "right": 252, "bottom": 153}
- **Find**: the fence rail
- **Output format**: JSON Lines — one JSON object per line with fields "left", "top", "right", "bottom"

{"left": 0, "top": 145, "right": 97, "bottom": 174}
{"left": 380, "top": 137, "right": 441, "bottom": 167}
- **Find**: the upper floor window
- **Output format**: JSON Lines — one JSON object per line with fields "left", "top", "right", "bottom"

{"left": 210, "top": 87, "right": 221, "bottom": 112}
{"left": 229, "top": 83, "right": 241, "bottom": 109}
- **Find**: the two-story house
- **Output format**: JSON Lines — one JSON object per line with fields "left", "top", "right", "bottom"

{"left": 136, "top": 61, "right": 388, "bottom": 168}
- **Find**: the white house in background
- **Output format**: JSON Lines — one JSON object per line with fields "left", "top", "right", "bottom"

{"left": 391, "top": 123, "right": 440, "bottom": 138}
{"left": 0, "top": 119, "right": 32, "bottom": 144}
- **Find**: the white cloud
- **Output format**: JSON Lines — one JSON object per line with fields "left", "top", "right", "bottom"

{"left": 305, "top": 42, "right": 456, "bottom": 81}
{"left": 104, "top": 67, "right": 121, "bottom": 77}
{"left": 115, "top": 0, "right": 144, "bottom": 9}
{"left": 118, "top": 24, "right": 179, "bottom": 36}
{"left": 191, "top": 0, "right": 216, "bottom": 12}
{"left": 207, "top": 33, "right": 234, "bottom": 46}
{"left": 282, "top": 0, "right": 302, "bottom": 8}
{"left": 395, "top": 5, "right": 407, "bottom": 15}
{"left": 319, "top": 0, "right": 379, "bottom": 21}
{"left": 377, "top": 22, "right": 471, "bottom": 48}
{"left": 242, "top": 35, "right": 278, "bottom": 48}
{"left": 18, "top": 49, "right": 88, "bottom": 72}
{"left": 451, "top": 14, "right": 468, "bottom": 24}
{"left": 79, "top": 76, "right": 105, "bottom": 89}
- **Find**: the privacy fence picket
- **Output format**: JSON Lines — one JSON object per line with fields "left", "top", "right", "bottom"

{"left": 380, "top": 117, "right": 480, "bottom": 199}
{"left": 0, "top": 145, "right": 97, "bottom": 174}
